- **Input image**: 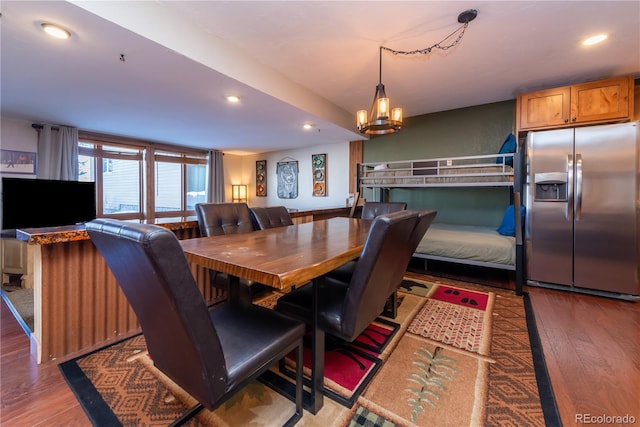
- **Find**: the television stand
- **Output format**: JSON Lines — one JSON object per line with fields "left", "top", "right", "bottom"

{"left": 1, "top": 236, "right": 27, "bottom": 287}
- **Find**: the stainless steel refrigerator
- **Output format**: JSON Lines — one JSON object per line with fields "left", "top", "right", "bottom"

{"left": 525, "top": 121, "right": 639, "bottom": 300}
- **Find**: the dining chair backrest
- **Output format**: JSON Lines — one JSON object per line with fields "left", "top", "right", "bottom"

{"left": 250, "top": 206, "right": 294, "bottom": 230}
{"left": 339, "top": 210, "right": 418, "bottom": 341}
{"left": 195, "top": 202, "right": 254, "bottom": 237}
{"left": 361, "top": 202, "right": 407, "bottom": 220}
{"left": 407, "top": 209, "right": 438, "bottom": 255}
{"left": 86, "top": 219, "right": 228, "bottom": 406}
{"left": 386, "top": 209, "right": 437, "bottom": 297}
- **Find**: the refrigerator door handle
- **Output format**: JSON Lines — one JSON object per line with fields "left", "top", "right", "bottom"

{"left": 567, "top": 154, "right": 574, "bottom": 220}
{"left": 575, "top": 153, "right": 583, "bottom": 221}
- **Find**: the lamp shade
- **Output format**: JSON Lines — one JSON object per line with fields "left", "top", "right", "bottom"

{"left": 232, "top": 184, "right": 248, "bottom": 203}
{"left": 391, "top": 108, "right": 402, "bottom": 122}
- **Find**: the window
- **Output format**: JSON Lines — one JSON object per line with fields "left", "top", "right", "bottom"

{"left": 78, "top": 133, "right": 207, "bottom": 222}
{"left": 153, "top": 150, "right": 207, "bottom": 218}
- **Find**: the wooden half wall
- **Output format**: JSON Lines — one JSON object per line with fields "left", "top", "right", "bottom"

{"left": 31, "top": 226, "right": 214, "bottom": 364}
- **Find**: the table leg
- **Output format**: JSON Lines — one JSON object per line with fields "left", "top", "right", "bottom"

{"left": 309, "top": 276, "right": 325, "bottom": 414}
{"left": 227, "top": 274, "right": 252, "bottom": 304}
{"left": 257, "top": 277, "right": 325, "bottom": 414}
{"left": 228, "top": 274, "right": 241, "bottom": 302}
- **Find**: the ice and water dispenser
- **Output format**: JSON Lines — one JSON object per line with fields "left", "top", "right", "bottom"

{"left": 534, "top": 172, "right": 568, "bottom": 201}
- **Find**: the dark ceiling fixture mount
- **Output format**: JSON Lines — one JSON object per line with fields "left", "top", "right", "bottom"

{"left": 356, "top": 9, "right": 478, "bottom": 135}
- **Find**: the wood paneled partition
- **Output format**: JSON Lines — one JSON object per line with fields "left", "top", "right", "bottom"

{"left": 26, "top": 223, "right": 213, "bottom": 364}
{"left": 36, "top": 240, "right": 138, "bottom": 363}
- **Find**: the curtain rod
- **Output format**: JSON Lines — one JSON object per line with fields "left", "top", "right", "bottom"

{"left": 32, "top": 123, "right": 59, "bottom": 131}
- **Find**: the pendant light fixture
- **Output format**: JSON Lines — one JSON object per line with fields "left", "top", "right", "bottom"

{"left": 356, "top": 9, "right": 478, "bottom": 135}
{"left": 356, "top": 47, "right": 402, "bottom": 135}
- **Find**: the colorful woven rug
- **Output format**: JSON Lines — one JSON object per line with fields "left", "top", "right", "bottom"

{"left": 254, "top": 291, "right": 406, "bottom": 406}
{"left": 59, "top": 275, "right": 551, "bottom": 426}
{"left": 407, "top": 284, "right": 494, "bottom": 356}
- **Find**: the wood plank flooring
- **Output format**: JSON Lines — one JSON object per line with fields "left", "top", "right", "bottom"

{"left": 527, "top": 286, "right": 640, "bottom": 425}
{"left": 2, "top": 273, "right": 639, "bottom": 426}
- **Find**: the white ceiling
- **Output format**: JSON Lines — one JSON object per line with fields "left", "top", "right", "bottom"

{"left": 1, "top": 1, "right": 639, "bottom": 155}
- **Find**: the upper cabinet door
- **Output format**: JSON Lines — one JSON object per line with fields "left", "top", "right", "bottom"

{"left": 571, "top": 76, "right": 632, "bottom": 124}
{"left": 517, "top": 75, "right": 634, "bottom": 132}
{"left": 518, "top": 87, "right": 571, "bottom": 130}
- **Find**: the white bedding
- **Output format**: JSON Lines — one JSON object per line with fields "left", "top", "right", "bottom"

{"left": 415, "top": 223, "right": 515, "bottom": 266}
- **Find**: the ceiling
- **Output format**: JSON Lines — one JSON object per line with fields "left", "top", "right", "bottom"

{"left": 1, "top": 1, "right": 639, "bottom": 155}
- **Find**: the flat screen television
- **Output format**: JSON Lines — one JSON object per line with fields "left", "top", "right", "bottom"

{"left": 2, "top": 177, "right": 97, "bottom": 230}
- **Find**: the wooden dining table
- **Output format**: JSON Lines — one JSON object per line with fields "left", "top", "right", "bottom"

{"left": 180, "top": 216, "right": 372, "bottom": 414}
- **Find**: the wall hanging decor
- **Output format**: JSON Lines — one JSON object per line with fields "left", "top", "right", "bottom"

{"left": 256, "top": 160, "right": 267, "bottom": 196}
{"left": 277, "top": 159, "right": 298, "bottom": 199}
{"left": 0, "top": 150, "right": 36, "bottom": 174}
{"left": 312, "top": 153, "right": 327, "bottom": 197}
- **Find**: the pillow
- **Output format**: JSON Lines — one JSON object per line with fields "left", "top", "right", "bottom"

{"left": 496, "top": 133, "right": 517, "bottom": 167}
{"left": 497, "top": 204, "right": 525, "bottom": 236}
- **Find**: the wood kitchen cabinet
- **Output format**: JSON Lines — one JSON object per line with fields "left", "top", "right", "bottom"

{"left": 517, "top": 75, "right": 634, "bottom": 132}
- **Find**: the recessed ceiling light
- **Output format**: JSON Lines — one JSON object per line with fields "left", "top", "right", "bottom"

{"left": 226, "top": 95, "right": 240, "bottom": 103}
{"left": 303, "top": 124, "right": 313, "bottom": 130}
{"left": 41, "top": 23, "right": 71, "bottom": 39}
{"left": 582, "top": 34, "right": 607, "bottom": 46}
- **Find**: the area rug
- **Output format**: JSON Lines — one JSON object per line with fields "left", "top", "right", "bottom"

{"left": 59, "top": 275, "right": 553, "bottom": 426}
{"left": 407, "top": 284, "right": 494, "bottom": 356}
{"left": 0, "top": 285, "right": 33, "bottom": 333}
{"left": 279, "top": 319, "right": 399, "bottom": 407}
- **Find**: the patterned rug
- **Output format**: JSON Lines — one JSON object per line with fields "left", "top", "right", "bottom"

{"left": 59, "top": 275, "right": 551, "bottom": 426}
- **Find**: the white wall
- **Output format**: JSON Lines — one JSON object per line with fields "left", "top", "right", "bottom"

{"left": 237, "top": 142, "right": 351, "bottom": 210}
{"left": 222, "top": 153, "right": 247, "bottom": 203}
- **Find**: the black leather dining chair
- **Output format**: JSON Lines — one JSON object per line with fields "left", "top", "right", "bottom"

{"left": 250, "top": 206, "right": 294, "bottom": 230}
{"left": 324, "top": 208, "right": 436, "bottom": 317}
{"left": 274, "top": 210, "right": 419, "bottom": 406}
{"left": 326, "top": 201, "right": 408, "bottom": 284}
{"left": 195, "top": 202, "right": 268, "bottom": 302}
{"left": 86, "top": 219, "right": 305, "bottom": 427}
{"left": 384, "top": 208, "right": 437, "bottom": 316}
{"left": 360, "top": 201, "right": 407, "bottom": 220}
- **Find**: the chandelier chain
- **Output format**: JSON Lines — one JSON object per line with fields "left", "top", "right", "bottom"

{"left": 381, "top": 21, "right": 469, "bottom": 56}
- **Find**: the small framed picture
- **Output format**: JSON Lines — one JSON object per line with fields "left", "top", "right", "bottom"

{"left": 277, "top": 160, "right": 298, "bottom": 199}
{"left": 0, "top": 150, "right": 36, "bottom": 175}
{"left": 312, "top": 154, "right": 326, "bottom": 197}
{"left": 256, "top": 160, "right": 267, "bottom": 196}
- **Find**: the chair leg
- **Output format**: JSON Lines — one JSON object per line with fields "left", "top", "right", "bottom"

{"left": 381, "top": 291, "right": 398, "bottom": 318}
{"left": 283, "top": 341, "right": 304, "bottom": 427}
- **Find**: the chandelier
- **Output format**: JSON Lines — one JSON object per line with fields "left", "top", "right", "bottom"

{"left": 356, "top": 9, "right": 478, "bottom": 135}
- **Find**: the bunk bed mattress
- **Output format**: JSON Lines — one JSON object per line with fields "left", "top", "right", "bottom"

{"left": 415, "top": 223, "right": 516, "bottom": 266}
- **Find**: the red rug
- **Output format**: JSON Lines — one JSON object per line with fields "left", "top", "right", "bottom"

{"left": 430, "top": 284, "right": 489, "bottom": 310}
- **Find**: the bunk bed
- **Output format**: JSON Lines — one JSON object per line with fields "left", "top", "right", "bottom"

{"left": 358, "top": 152, "right": 524, "bottom": 295}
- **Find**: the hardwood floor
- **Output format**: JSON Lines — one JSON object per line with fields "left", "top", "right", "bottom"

{"left": 1, "top": 273, "right": 639, "bottom": 426}
{"left": 0, "top": 296, "right": 88, "bottom": 426}
{"left": 527, "top": 286, "right": 640, "bottom": 425}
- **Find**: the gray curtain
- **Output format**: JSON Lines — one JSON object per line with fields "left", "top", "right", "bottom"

{"left": 207, "top": 150, "right": 225, "bottom": 203}
{"left": 37, "top": 125, "right": 79, "bottom": 180}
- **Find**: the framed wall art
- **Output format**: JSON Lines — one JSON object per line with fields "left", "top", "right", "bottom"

{"left": 256, "top": 160, "right": 267, "bottom": 196}
{"left": 312, "top": 153, "right": 326, "bottom": 197}
{"left": 276, "top": 160, "right": 298, "bottom": 199}
{"left": 0, "top": 150, "right": 36, "bottom": 175}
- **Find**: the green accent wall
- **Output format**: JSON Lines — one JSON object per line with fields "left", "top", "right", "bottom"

{"left": 363, "top": 100, "right": 516, "bottom": 226}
